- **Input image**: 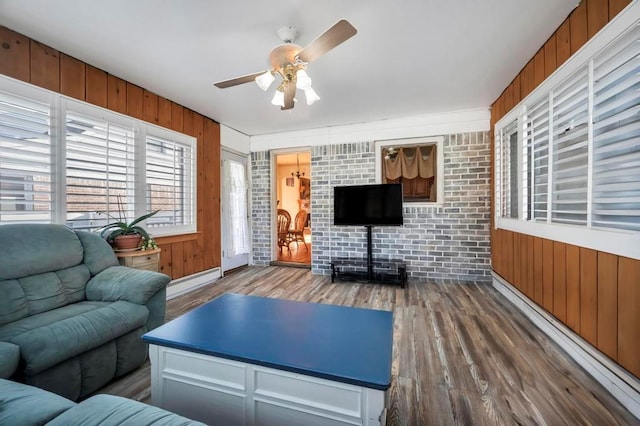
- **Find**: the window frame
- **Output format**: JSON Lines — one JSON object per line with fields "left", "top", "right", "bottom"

{"left": 375, "top": 136, "right": 444, "bottom": 207}
{"left": 494, "top": 5, "right": 640, "bottom": 260}
{"left": 0, "top": 75, "right": 197, "bottom": 237}
{"left": 0, "top": 82, "right": 53, "bottom": 224}
{"left": 144, "top": 124, "right": 197, "bottom": 236}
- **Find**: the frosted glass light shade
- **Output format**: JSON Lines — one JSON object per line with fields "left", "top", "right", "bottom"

{"left": 304, "top": 87, "right": 320, "bottom": 105}
{"left": 296, "top": 69, "right": 312, "bottom": 90}
{"left": 255, "top": 71, "right": 275, "bottom": 91}
{"left": 271, "top": 89, "right": 285, "bottom": 107}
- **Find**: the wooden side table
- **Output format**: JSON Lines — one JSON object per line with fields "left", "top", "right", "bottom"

{"left": 116, "top": 248, "right": 161, "bottom": 272}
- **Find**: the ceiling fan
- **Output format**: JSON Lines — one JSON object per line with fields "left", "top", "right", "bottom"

{"left": 214, "top": 19, "right": 357, "bottom": 110}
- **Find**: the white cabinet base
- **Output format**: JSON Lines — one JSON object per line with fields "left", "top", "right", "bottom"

{"left": 149, "top": 345, "right": 386, "bottom": 426}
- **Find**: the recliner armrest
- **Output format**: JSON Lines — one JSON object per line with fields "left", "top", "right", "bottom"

{"left": 85, "top": 266, "right": 170, "bottom": 305}
{"left": 0, "top": 341, "right": 20, "bottom": 379}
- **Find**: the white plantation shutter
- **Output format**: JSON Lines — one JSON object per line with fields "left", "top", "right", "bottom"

{"left": 146, "top": 132, "right": 195, "bottom": 231}
{"left": 0, "top": 91, "right": 52, "bottom": 223}
{"left": 494, "top": 11, "right": 639, "bottom": 259}
{"left": 65, "top": 109, "right": 136, "bottom": 230}
{"left": 591, "top": 25, "right": 640, "bottom": 231}
{"left": 551, "top": 66, "right": 589, "bottom": 226}
{"left": 1, "top": 77, "right": 197, "bottom": 235}
{"left": 498, "top": 119, "right": 519, "bottom": 218}
{"left": 526, "top": 97, "right": 550, "bottom": 221}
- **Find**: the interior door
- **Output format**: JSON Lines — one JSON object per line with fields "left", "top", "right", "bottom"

{"left": 221, "top": 149, "right": 250, "bottom": 272}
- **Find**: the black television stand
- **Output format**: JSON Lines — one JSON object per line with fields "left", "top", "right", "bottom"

{"left": 331, "top": 226, "right": 407, "bottom": 288}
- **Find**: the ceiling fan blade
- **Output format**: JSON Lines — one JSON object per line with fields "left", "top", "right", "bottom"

{"left": 281, "top": 82, "right": 296, "bottom": 110}
{"left": 297, "top": 19, "right": 357, "bottom": 63}
{"left": 214, "top": 71, "right": 267, "bottom": 89}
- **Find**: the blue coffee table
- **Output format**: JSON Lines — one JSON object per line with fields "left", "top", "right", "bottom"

{"left": 143, "top": 293, "right": 393, "bottom": 425}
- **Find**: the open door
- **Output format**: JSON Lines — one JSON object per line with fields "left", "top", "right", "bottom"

{"left": 273, "top": 151, "right": 311, "bottom": 266}
{"left": 221, "top": 149, "right": 249, "bottom": 272}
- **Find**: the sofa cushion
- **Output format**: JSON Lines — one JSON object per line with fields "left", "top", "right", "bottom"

{"left": 47, "top": 394, "right": 206, "bottom": 426}
{"left": 0, "top": 378, "right": 75, "bottom": 425}
{"left": 0, "top": 224, "right": 84, "bottom": 281}
{"left": 0, "top": 265, "right": 91, "bottom": 325}
{"left": 0, "top": 342, "right": 20, "bottom": 379}
{"left": 0, "top": 279, "right": 27, "bottom": 324}
{"left": 57, "top": 264, "right": 91, "bottom": 304}
{"left": 0, "top": 301, "right": 109, "bottom": 341}
{"left": 86, "top": 266, "right": 171, "bottom": 305}
{"left": 76, "top": 230, "right": 120, "bottom": 275}
{"left": 6, "top": 301, "right": 149, "bottom": 375}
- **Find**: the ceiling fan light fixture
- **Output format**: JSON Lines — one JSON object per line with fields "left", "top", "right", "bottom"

{"left": 255, "top": 71, "right": 275, "bottom": 91}
{"left": 295, "top": 69, "right": 312, "bottom": 90}
{"left": 271, "top": 86, "right": 285, "bottom": 107}
{"left": 304, "top": 87, "right": 320, "bottom": 105}
{"left": 214, "top": 20, "right": 357, "bottom": 111}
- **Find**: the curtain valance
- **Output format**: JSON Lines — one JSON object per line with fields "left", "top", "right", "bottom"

{"left": 383, "top": 146, "right": 435, "bottom": 180}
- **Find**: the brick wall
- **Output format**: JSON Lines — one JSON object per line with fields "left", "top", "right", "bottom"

{"left": 251, "top": 131, "right": 492, "bottom": 283}
{"left": 310, "top": 142, "right": 377, "bottom": 274}
{"left": 250, "top": 151, "right": 272, "bottom": 265}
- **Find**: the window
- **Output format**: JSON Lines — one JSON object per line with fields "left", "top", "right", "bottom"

{"left": 591, "top": 26, "right": 640, "bottom": 231}
{"left": 146, "top": 131, "right": 195, "bottom": 233}
{"left": 496, "top": 119, "right": 519, "bottom": 218}
{"left": 525, "top": 96, "right": 550, "bottom": 222}
{"left": 0, "top": 91, "right": 52, "bottom": 223}
{"left": 0, "top": 78, "right": 196, "bottom": 236}
{"left": 376, "top": 137, "right": 444, "bottom": 204}
{"left": 65, "top": 108, "right": 136, "bottom": 230}
{"left": 495, "top": 16, "right": 639, "bottom": 258}
{"left": 222, "top": 158, "right": 250, "bottom": 256}
{"left": 551, "top": 66, "right": 589, "bottom": 226}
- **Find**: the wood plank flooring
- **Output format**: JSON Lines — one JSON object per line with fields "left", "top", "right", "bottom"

{"left": 276, "top": 241, "right": 311, "bottom": 265}
{"left": 98, "top": 266, "right": 638, "bottom": 425}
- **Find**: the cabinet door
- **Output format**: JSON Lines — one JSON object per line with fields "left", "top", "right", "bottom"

{"left": 402, "top": 179, "right": 413, "bottom": 197}
{"left": 412, "top": 177, "right": 433, "bottom": 198}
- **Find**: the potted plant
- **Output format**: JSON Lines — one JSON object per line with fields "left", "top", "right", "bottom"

{"left": 98, "top": 196, "right": 160, "bottom": 251}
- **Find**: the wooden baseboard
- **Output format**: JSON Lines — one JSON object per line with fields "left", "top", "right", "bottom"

{"left": 492, "top": 272, "right": 640, "bottom": 420}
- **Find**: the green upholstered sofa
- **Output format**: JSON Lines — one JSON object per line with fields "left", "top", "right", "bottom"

{"left": 0, "top": 379, "right": 205, "bottom": 425}
{"left": 0, "top": 224, "right": 170, "bottom": 401}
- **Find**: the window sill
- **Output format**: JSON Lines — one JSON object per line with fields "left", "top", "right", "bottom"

{"left": 495, "top": 217, "right": 640, "bottom": 260}
{"left": 154, "top": 232, "right": 200, "bottom": 244}
{"left": 404, "top": 201, "right": 444, "bottom": 209}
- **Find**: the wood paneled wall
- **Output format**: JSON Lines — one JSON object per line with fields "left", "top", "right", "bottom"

{"left": 0, "top": 26, "right": 221, "bottom": 280}
{"left": 490, "top": 0, "right": 639, "bottom": 379}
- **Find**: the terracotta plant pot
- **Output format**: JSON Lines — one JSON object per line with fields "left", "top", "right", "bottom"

{"left": 113, "top": 234, "right": 142, "bottom": 250}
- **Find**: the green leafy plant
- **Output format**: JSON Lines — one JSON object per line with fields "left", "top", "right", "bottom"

{"left": 141, "top": 237, "right": 159, "bottom": 251}
{"left": 98, "top": 195, "right": 159, "bottom": 243}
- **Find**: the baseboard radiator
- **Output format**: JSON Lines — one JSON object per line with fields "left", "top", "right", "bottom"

{"left": 492, "top": 272, "right": 640, "bottom": 420}
{"left": 166, "top": 267, "right": 221, "bottom": 300}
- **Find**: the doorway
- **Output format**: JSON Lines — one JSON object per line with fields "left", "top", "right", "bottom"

{"left": 221, "top": 149, "right": 250, "bottom": 272}
{"left": 273, "top": 151, "right": 311, "bottom": 267}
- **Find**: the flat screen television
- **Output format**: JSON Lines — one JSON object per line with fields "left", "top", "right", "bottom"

{"left": 334, "top": 183, "right": 403, "bottom": 226}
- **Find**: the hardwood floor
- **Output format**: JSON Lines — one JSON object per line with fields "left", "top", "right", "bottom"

{"left": 99, "top": 266, "right": 638, "bottom": 425}
{"left": 276, "top": 241, "right": 311, "bottom": 265}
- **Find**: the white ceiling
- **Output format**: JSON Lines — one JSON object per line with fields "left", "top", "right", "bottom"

{"left": 0, "top": 0, "right": 577, "bottom": 137}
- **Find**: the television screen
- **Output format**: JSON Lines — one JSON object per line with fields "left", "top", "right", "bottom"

{"left": 334, "top": 183, "right": 403, "bottom": 226}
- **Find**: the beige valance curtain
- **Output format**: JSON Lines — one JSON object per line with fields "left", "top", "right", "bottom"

{"left": 383, "top": 146, "right": 435, "bottom": 181}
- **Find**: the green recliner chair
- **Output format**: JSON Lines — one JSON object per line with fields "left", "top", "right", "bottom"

{"left": 0, "top": 224, "right": 170, "bottom": 401}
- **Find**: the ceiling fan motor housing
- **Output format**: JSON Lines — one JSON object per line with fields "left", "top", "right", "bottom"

{"left": 269, "top": 44, "right": 302, "bottom": 71}
{"left": 277, "top": 26, "right": 299, "bottom": 43}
